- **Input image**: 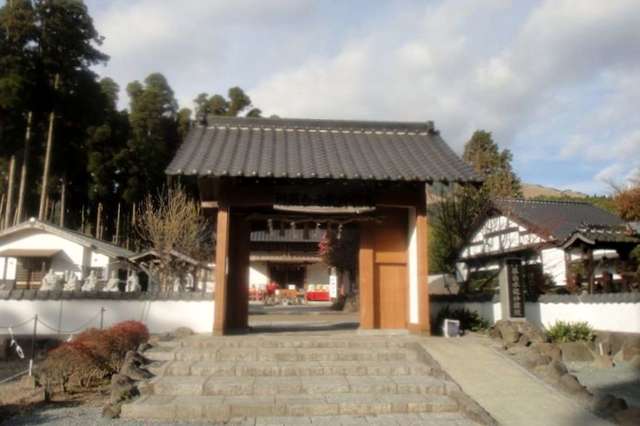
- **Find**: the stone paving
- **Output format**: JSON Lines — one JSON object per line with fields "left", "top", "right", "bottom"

{"left": 423, "top": 335, "right": 613, "bottom": 426}
{"left": 121, "top": 332, "right": 483, "bottom": 425}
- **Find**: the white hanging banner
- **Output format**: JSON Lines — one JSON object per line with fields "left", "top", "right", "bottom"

{"left": 329, "top": 274, "right": 338, "bottom": 299}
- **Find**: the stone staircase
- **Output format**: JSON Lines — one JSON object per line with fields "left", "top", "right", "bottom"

{"left": 121, "top": 332, "right": 483, "bottom": 424}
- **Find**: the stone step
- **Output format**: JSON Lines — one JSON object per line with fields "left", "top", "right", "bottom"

{"left": 181, "top": 336, "right": 415, "bottom": 350}
{"left": 152, "top": 375, "right": 458, "bottom": 397}
{"left": 144, "top": 346, "right": 177, "bottom": 362}
{"left": 121, "top": 393, "right": 459, "bottom": 422}
{"left": 164, "top": 360, "right": 434, "bottom": 377}
{"left": 173, "top": 347, "right": 417, "bottom": 362}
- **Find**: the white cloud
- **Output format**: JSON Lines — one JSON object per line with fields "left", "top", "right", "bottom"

{"left": 89, "top": 0, "right": 640, "bottom": 193}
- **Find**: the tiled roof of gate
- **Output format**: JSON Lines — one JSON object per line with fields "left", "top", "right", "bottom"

{"left": 166, "top": 117, "right": 480, "bottom": 183}
{"left": 493, "top": 198, "right": 627, "bottom": 242}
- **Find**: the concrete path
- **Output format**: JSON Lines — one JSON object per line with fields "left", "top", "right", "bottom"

{"left": 423, "top": 336, "right": 612, "bottom": 426}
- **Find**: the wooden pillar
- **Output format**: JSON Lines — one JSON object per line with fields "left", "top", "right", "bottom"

{"left": 358, "top": 222, "right": 375, "bottom": 329}
{"left": 226, "top": 214, "right": 249, "bottom": 331}
{"left": 213, "top": 205, "right": 230, "bottom": 335}
{"left": 416, "top": 203, "right": 430, "bottom": 333}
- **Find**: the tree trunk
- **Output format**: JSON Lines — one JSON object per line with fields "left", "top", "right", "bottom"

{"left": 39, "top": 74, "right": 60, "bottom": 220}
{"left": 4, "top": 155, "right": 16, "bottom": 229}
{"left": 16, "top": 112, "right": 33, "bottom": 224}
{"left": 114, "top": 203, "right": 121, "bottom": 244}
{"left": 59, "top": 175, "right": 66, "bottom": 227}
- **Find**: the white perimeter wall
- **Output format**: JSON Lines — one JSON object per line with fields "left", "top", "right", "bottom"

{"left": 431, "top": 300, "right": 640, "bottom": 334}
{"left": 0, "top": 299, "right": 215, "bottom": 335}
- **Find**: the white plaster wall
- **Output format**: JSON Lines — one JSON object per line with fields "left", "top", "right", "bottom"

{"left": 462, "top": 215, "right": 543, "bottom": 259}
{"left": 306, "top": 263, "right": 330, "bottom": 285}
{"left": 541, "top": 248, "right": 567, "bottom": 286}
{"left": 0, "top": 232, "right": 85, "bottom": 266}
{"left": 431, "top": 300, "right": 640, "bottom": 334}
{"left": 249, "top": 262, "right": 269, "bottom": 289}
{"left": 407, "top": 207, "right": 419, "bottom": 324}
{"left": 0, "top": 299, "right": 215, "bottom": 335}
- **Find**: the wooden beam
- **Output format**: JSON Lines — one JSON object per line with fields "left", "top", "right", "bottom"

{"left": 213, "top": 205, "right": 230, "bottom": 335}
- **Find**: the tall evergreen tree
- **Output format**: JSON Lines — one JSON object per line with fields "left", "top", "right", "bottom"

{"left": 120, "top": 73, "right": 178, "bottom": 204}
{"left": 463, "top": 130, "right": 522, "bottom": 198}
{"left": 193, "top": 86, "right": 261, "bottom": 121}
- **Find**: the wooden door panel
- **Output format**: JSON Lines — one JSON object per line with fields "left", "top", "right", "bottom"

{"left": 376, "top": 263, "right": 407, "bottom": 328}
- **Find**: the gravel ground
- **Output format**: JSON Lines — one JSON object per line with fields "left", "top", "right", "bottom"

{"left": 572, "top": 360, "right": 640, "bottom": 407}
{"left": 1, "top": 403, "right": 222, "bottom": 426}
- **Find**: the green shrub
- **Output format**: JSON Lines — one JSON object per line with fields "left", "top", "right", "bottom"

{"left": 434, "top": 306, "right": 490, "bottom": 334}
{"left": 547, "top": 321, "right": 594, "bottom": 343}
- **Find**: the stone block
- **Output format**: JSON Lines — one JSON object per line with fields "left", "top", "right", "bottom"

{"left": 205, "top": 376, "right": 255, "bottom": 396}
{"left": 301, "top": 376, "right": 349, "bottom": 394}
{"left": 226, "top": 395, "right": 284, "bottom": 417}
{"left": 121, "top": 395, "right": 176, "bottom": 421}
{"left": 153, "top": 376, "right": 206, "bottom": 396}
{"left": 253, "top": 377, "right": 302, "bottom": 395}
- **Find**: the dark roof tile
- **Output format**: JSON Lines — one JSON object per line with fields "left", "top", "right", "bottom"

{"left": 167, "top": 117, "right": 480, "bottom": 183}
{"left": 494, "top": 198, "right": 625, "bottom": 241}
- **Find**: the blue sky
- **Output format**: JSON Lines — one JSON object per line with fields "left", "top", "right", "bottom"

{"left": 83, "top": 0, "right": 640, "bottom": 194}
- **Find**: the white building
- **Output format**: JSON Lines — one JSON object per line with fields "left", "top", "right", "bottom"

{"left": 457, "top": 199, "right": 639, "bottom": 292}
{"left": 0, "top": 219, "right": 134, "bottom": 289}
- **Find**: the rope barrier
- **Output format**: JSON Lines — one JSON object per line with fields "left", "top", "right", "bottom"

{"left": 0, "top": 316, "right": 36, "bottom": 330}
{"left": 0, "top": 308, "right": 107, "bottom": 383}
{"left": 36, "top": 310, "right": 102, "bottom": 335}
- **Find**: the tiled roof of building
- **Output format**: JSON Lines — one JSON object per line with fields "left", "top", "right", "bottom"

{"left": 166, "top": 117, "right": 480, "bottom": 183}
{"left": 493, "top": 198, "right": 627, "bottom": 242}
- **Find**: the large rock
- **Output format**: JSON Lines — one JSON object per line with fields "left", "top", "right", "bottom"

{"left": 102, "top": 402, "right": 122, "bottom": 419}
{"left": 591, "top": 394, "right": 628, "bottom": 417}
{"left": 514, "top": 350, "right": 551, "bottom": 369}
{"left": 621, "top": 336, "right": 640, "bottom": 361}
{"left": 534, "top": 360, "right": 568, "bottom": 384}
{"left": 559, "top": 374, "right": 592, "bottom": 403}
{"left": 173, "top": 327, "right": 194, "bottom": 339}
{"left": 614, "top": 407, "right": 640, "bottom": 426}
{"left": 532, "top": 342, "right": 562, "bottom": 362}
{"left": 110, "top": 374, "right": 138, "bottom": 405}
{"left": 120, "top": 354, "right": 154, "bottom": 381}
{"left": 591, "top": 353, "right": 613, "bottom": 369}
{"left": 517, "top": 322, "right": 548, "bottom": 344}
{"left": 559, "top": 342, "right": 595, "bottom": 363}
{"left": 495, "top": 320, "right": 520, "bottom": 344}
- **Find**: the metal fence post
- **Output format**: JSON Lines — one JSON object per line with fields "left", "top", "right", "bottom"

{"left": 99, "top": 307, "right": 105, "bottom": 329}
{"left": 29, "top": 314, "right": 38, "bottom": 376}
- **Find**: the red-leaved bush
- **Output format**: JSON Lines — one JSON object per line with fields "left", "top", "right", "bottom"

{"left": 40, "top": 321, "right": 149, "bottom": 391}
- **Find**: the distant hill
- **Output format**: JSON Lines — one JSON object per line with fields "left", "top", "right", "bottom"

{"left": 521, "top": 183, "right": 587, "bottom": 199}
